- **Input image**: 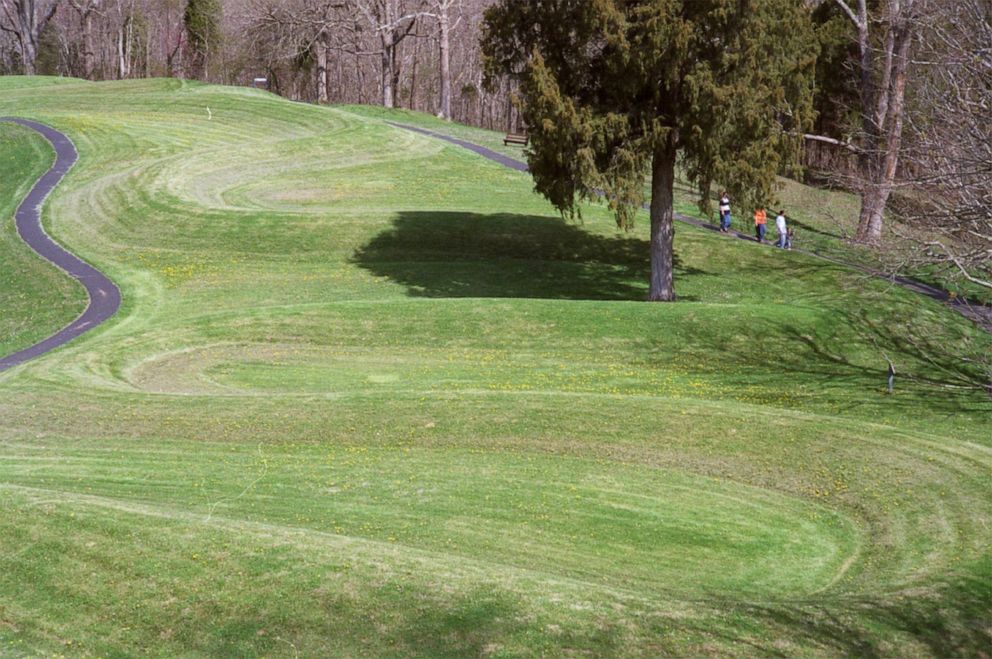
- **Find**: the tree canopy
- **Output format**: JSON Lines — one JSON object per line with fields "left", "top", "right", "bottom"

{"left": 482, "top": 0, "right": 817, "bottom": 300}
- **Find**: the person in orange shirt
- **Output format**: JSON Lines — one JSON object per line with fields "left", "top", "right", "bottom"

{"left": 754, "top": 207, "right": 767, "bottom": 243}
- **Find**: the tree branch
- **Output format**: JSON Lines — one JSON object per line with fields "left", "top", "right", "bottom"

{"left": 804, "top": 133, "right": 859, "bottom": 152}
{"left": 924, "top": 240, "right": 992, "bottom": 290}
{"left": 832, "top": 0, "right": 864, "bottom": 28}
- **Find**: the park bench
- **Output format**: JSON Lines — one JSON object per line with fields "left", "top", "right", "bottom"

{"left": 503, "top": 133, "right": 529, "bottom": 147}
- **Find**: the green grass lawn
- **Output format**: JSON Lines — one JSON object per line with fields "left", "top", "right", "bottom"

{"left": 0, "top": 77, "right": 989, "bottom": 657}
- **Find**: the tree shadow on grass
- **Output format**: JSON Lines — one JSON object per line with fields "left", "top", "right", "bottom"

{"left": 383, "top": 585, "right": 623, "bottom": 657}
{"left": 382, "top": 573, "right": 991, "bottom": 657}
{"left": 352, "top": 211, "right": 706, "bottom": 301}
{"left": 716, "top": 570, "right": 992, "bottom": 658}
{"left": 638, "top": 281, "right": 992, "bottom": 416}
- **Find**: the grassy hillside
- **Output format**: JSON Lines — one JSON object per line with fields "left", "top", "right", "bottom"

{"left": 0, "top": 78, "right": 989, "bottom": 657}
{"left": 347, "top": 105, "right": 992, "bottom": 305}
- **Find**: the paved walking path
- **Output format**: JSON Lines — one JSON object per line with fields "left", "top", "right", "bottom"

{"left": 391, "top": 122, "right": 991, "bottom": 333}
{"left": 0, "top": 118, "right": 121, "bottom": 372}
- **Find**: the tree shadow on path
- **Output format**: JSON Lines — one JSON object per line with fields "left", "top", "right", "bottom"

{"left": 352, "top": 211, "right": 706, "bottom": 301}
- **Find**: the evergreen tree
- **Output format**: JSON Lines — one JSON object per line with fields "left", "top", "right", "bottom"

{"left": 184, "top": 0, "right": 221, "bottom": 79}
{"left": 811, "top": 2, "right": 860, "bottom": 140}
{"left": 482, "top": 1, "right": 817, "bottom": 301}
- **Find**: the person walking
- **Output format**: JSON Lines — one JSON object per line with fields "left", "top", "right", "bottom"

{"left": 754, "top": 207, "right": 767, "bottom": 243}
{"left": 719, "top": 192, "right": 732, "bottom": 233}
{"left": 775, "top": 210, "right": 788, "bottom": 248}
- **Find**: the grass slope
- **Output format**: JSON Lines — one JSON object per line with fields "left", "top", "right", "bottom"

{"left": 345, "top": 105, "right": 992, "bottom": 305}
{"left": 0, "top": 77, "right": 989, "bottom": 657}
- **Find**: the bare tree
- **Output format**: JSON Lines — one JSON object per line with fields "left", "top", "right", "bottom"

{"left": 892, "top": 0, "right": 992, "bottom": 295}
{"left": 0, "top": 0, "right": 62, "bottom": 74}
{"left": 246, "top": 0, "right": 346, "bottom": 102}
{"left": 114, "top": 0, "right": 140, "bottom": 78}
{"left": 423, "top": 0, "right": 459, "bottom": 119}
{"left": 831, "top": 0, "right": 921, "bottom": 245}
{"left": 351, "top": 0, "right": 424, "bottom": 108}
{"left": 67, "top": 0, "right": 100, "bottom": 77}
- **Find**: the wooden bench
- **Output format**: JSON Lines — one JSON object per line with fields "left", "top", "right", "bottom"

{"left": 503, "top": 133, "right": 529, "bottom": 146}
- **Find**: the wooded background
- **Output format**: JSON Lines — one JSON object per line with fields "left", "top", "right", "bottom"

{"left": 1, "top": 0, "right": 527, "bottom": 131}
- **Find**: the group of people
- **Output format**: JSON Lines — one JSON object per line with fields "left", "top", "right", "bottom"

{"left": 718, "top": 192, "right": 793, "bottom": 250}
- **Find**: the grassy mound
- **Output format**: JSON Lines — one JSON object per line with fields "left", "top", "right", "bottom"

{"left": 0, "top": 77, "right": 989, "bottom": 657}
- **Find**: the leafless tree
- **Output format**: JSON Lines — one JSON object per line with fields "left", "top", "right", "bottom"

{"left": 892, "top": 0, "right": 991, "bottom": 295}
{"left": 0, "top": 0, "right": 62, "bottom": 74}
{"left": 245, "top": 0, "right": 348, "bottom": 102}
{"left": 66, "top": 0, "right": 99, "bottom": 77}
{"left": 423, "top": 0, "right": 459, "bottom": 119}
{"left": 351, "top": 0, "right": 425, "bottom": 108}
{"left": 831, "top": 0, "right": 920, "bottom": 245}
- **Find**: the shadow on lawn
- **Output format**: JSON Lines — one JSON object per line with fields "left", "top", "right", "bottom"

{"left": 639, "top": 273, "right": 992, "bottom": 414}
{"left": 765, "top": 310, "right": 987, "bottom": 414}
{"left": 385, "top": 586, "right": 625, "bottom": 657}
{"left": 715, "top": 570, "right": 992, "bottom": 657}
{"left": 373, "top": 568, "right": 990, "bottom": 657}
{"left": 352, "top": 211, "right": 705, "bottom": 301}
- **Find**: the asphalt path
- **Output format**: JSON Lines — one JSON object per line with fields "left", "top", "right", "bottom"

{"left": 0, "top": 118, "right": 121, "bottom": 372}
{"left": 390, "top": 121, "right": 991, "bottom": 333}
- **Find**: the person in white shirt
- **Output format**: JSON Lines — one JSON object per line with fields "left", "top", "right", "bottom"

{"left": 775, "top": 210, "right": 788, "bottom": 249}
{"left": 719, "top": 192, "right": 732, "bottom": 233}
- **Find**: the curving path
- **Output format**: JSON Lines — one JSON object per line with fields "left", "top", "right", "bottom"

{"left": 0, "top": 118, "right": 121, "bottom": 372}
{"left": 391, "top": 122, "right": 992, "bottom": 333}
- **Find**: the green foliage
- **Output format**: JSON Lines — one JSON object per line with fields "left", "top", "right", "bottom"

{"left": 35, "top": 22, "right": 63, "bottom": 76}
{"left": 184, "top": 0, "right": 222, "bottom": 66}
{"left": 483, "top": 0, "right": 819, "bottom": 225}
{"left": 811, "top": 2, "right": 861, "bottom": 137}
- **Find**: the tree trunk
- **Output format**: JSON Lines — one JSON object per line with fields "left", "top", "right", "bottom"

{"left": 381, "top": 35, "right": 394, "bottom": 108}
{"left": 855, "top": 10, "right": 912, "bottom": 244}
{"left": 648, "top": 135, "right": 677, "bottom": 302}
{"left": 409, "top": 36, "right": 419, "bottom": 110}
{"left": 10, "top": 0, "right": 64, "bottom": 76}
{"left": 856, "top": 185, "right": 886, "bottom": 243}
{"left": 438, "top": 10, "right": 451, "bottom": 120}
{"left": 117, "top": 23, "right": 130, "bottom": 79}
{"left": 20, "top": 36, "right": 38, "bottom": 74}
{"left": 316, "top": 31, "right": 328, "bottom": 104}
{"left": 390, "top": 44, "right": 401, "bottom": 108}
{"left": 80, "top": 9, "right": 95, "bottom": 79}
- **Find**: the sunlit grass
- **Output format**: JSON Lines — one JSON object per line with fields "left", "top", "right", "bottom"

{"left": 0, "top": 77, "right": 989, "bottom": 656}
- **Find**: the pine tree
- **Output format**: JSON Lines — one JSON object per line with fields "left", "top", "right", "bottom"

{"left": 482, "top": 1, "right": 817, "bottom": 301}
